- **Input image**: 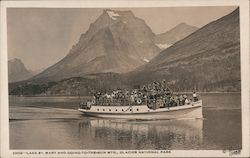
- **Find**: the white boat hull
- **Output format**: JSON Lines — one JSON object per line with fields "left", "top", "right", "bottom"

{"left": 79, "top": 100, "right": 203, "bottom": 120}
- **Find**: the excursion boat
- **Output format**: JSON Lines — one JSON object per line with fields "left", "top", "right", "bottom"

{"left": 78, "top": 99, "right": 203, "bottom": 120}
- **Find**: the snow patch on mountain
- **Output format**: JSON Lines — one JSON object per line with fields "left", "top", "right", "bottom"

{"left": 155, "top": 43, "right": 172, "bottom": 50}
{"left": 106, "top": 10, "right": 120, "bottom": 20}
{"left": 143, "top": 57, "right": 149, "bottom": 62}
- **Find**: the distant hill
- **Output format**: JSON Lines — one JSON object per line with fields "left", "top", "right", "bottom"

{"left": 46, "top": 73, "right": 127, "bottom": 96}
{"left": 8, "top": 58, "right": 33, "bottom": 82}
{"left": 128, "top": 8, "right": 240, "bottom": 92}
{"left": 31, "top": 9, "right": 161, "bottom": 82}
{"left": 154, "top": 23, "right": 198, "bottom": 50}
{"left": 9, "top": 73, "right": 127, "bottom": 96}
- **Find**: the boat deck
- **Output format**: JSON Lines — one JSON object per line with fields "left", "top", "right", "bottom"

{"left": 78, "top": 100, "right": 203, "bottom": 119}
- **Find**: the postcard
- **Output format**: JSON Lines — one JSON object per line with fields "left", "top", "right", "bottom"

{"left": 0, "top": 0, "right": 249, "bottom": 157}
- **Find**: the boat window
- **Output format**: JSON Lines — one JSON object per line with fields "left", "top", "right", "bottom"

{"left": 115, "top": 109, "right": 117, "bottom": 111}
{"left": 137, "top": 109, "right": 139, "bottom": 111}
{"left": 109, "top": 109, "right": 111, "bottom": 111}
{"left": 122, "top": 109, "right": 124, "bottom": 111}
{"left": 103, "top": 109, "right": 105, "bottom": 111}
{"left": 97, "top": 109, "right": 99, "bottom": 111}
{"left": 130, "top": 109, "right": 132, "bottom": 111}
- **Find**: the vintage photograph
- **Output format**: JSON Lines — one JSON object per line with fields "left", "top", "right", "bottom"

{"left": 1, "top": 0, "right": 249, "bottom": 157}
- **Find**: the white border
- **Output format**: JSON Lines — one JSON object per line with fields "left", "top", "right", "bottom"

{"left": 0, "top": 0, "right": 249, "bottom": 157}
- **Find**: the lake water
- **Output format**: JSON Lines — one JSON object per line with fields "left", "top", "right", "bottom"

{"left": 9, "top": 93, "right": 242, "bottom": 150}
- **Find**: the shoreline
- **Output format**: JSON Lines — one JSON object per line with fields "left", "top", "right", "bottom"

{"left": 9, "top": 92, "right": 241, "bottom": 98}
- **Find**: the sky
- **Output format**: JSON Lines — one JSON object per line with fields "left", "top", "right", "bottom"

{"left": 7, "top": 6, "right": 237, "bottom": 70}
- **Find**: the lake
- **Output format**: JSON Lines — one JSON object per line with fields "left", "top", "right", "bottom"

{"left": 9, "top": 93, "right": 242, "bottom": 150}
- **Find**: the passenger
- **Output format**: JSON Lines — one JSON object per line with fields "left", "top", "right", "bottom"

{"left": 106, "top": 93, "right": 111, "bottom": 105}
{"left": 179, "top": 95, "right": 183, "bottom": 106}
{"left": 193, "top": 91, "right": 198, "bottom": 102}
{"left": 169, "top": 96, "right": 174, "bottom": 107}
{"left": 143, "top": 94, "right": 147, "bottom": 104}
{"left": 165, "top": 87, "right": 171, "bottom": 95}
{"left": 177, "top": 95, "right": 181, "bottom": 106}
{"left": 147, "top": 83, "right": 152, "bottom": 91}
{"left": 161, "top": 80, "right": 166, "bottom": 90}
{"left": 87, "top": 100, "right": 92, "bottom": 109}
{"left": 150, "top": 86, "right": 157, "bottom": 99}
{"left": 97, "top": 91, "right": 102, "bottom": 103}
{"left": 185, "top": 98, "right": 190, "bottom": 105}
{"left": 163, "top": 97, "right": 168, "bottom": 107}
{"left": 111, "top": 92, "right": 115, "bottom": 103}
{"left": 156, "top": 81, "right": 161, "bottom": 92}
{"left": 121, "top": 93, "right": 125, "bottom": 105}
{"left": 125, "top": 90, "right": 130, "bottom": 104}
{"left": 130, "top": 93, "right": 135, "bottom": 104}
{"left": 134, "top": 91, "right": 138, "bottom": 100}
{"left": 183, "top": 95, "right": 188, "bottom": 105}
{"left": 93, "top": 93, "right": 98, "bottom": 103}
{"left": 142, "top": 85, "right": 147, "bottom": 93}
{"left": 174, "top": 95, "right": 179, "bottom": 106}
{"left": 148, "top": 94, "right": 155, "bottom": 107}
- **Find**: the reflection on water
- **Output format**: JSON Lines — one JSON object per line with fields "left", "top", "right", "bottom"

{"left": 9, "top": 93, "right": 242, "bottom": 150}
{"left": 78, "top": 119, "right": 203, "bottom": 150}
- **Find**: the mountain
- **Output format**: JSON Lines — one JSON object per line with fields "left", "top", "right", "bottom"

{"left": 154, "top": 23, "right": 198, "bottom": 50}
{"left": 32, "top": 9, "right": 161, "bottom": 82}
{"left": 128, "top": 8, "right": 240, "bottom": 92}
{"left": 45, "top": 73, "right": 128, "bottom": 96}
{"left": 9, "top": 8, "right": 240, "bottom": 95}
{"left": 8, "top": 58, "right": 33, "bottom": 82}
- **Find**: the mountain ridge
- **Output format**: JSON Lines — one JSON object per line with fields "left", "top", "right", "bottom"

{"left": 154, "top": 22, "right": 198, "bottom": 50}
{"left": 127, "top": 8, "right": 240, "bottom": 92}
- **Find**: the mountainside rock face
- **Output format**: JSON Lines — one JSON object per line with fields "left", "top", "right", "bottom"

{"left": 128, "top": 8, "right": 240, "bottom": 92}
{"left": 154, "top": 23, "right": 198, "bottom": 50}
{"left": 32, "top": 9, "right": 160, "bottom": 82}
{"left": 8, "top": 58, "right": 33, "bottom": 82}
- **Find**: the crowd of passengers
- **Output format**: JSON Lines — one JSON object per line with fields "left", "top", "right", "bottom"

{"left": 88, "top": 80, "right": 199, "bottom": 107}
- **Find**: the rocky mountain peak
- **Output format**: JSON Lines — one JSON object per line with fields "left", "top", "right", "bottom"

{"left": 103, "top": 9, "right": 135, "bottom": 19}
{"left": 8, "top": 58, "right": 33, "bottom": 82}
{"left": 32, "top": 9, "right": 160, "bottom": 82}
{"left": 9, "top": 58, "right": 26, "bottom": 71}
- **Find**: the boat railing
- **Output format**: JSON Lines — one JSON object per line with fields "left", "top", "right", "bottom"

{"left": 93, "top": 98, "right": 147, "bottom": 106}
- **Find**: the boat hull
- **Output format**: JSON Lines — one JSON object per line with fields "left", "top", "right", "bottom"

{"left": 79, "top": 100, "right": 203, "bottom": 120}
